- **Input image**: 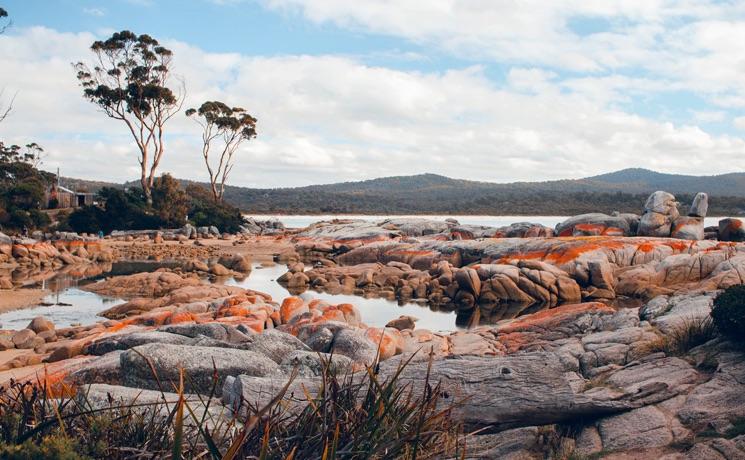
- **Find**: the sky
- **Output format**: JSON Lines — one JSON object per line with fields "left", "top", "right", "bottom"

{"left": 1, "top": 0, "right": 745, "bottom": 188}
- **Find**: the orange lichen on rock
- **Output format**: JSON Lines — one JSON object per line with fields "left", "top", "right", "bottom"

{"left": 164, "top": 311, "right": 197, "bottom": 325}
{"left": 365, "top": 327, "right": 403, "bottom": 360}
{"left": 496, "top": 302, "right": 614, "bottom": 353}
{"left": 280, "top": 296, "right": 309, "bottom": 324}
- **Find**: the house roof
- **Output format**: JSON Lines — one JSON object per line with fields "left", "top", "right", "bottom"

{"left": 55, "top": 185, "right": 94, "bottom": 196}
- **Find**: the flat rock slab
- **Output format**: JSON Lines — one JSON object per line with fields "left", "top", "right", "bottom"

{"left": 605, "top": 357, "right": 699, "bottom": 395}
{"left": 598, "top": 406, "right": 673, "bottom": 451}
{"left": 86, "top": 331, "right": 194, "bottom": 355}
{"left": 78, "top": 383, "right": 231, "bottom": 428}
{"left": 121, "top": 343, "right": 281, "bottom": 396}
{"left": 237, "top": 329, "right": 310, "bottom": 363}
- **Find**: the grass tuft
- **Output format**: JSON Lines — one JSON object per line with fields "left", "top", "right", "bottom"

{"left": 0, "top": 352, "right": 463, "bottom": 459}
{"left": 640, "top": 316, "right": 718, "bottom": 358}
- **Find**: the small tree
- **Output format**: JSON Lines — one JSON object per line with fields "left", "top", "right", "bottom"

{"left": 186, "top": 101, "right": 256, "bottom": 202}
{"left": 152, "top": 173, "right": 188, "bottom": 227}
{"left": 73, "top": 30, "right": 184, "bottom": 205}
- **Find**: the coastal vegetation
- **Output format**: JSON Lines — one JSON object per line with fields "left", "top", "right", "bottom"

{"left": 63, "top": 177, "right": 245, "bottom": 234}
{"left": 712, "top": 285, "right": 745, "bottom": 346}
{"left": 0, "top": 142, "right": 52, "bottom": 232}
{"left": 58, "top": 170, "right": 745, "bottom": 217}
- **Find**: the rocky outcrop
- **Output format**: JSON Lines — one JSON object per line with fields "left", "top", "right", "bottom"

{"left": 330, "top": 236, "right": 745, "bottom": 306}
{"left": 121, "top": 343, "right": 280, "bottom": 395}
{"left": 0, "top": 232, "right": 111, "bottom": 289}
{"left": 286, "top": 258, "right": 582, "bottom": 312}
{"left": 555, "top": 213, "right": 633, "bottom": 237}
{"left": 720, "top": 218, "right": 745, "bottom": 242}
{"left": 670, "top": 193, "right": 708, "bottom": 241}
{"left": 638, "top": 191, "right": 680, "bottom": 237}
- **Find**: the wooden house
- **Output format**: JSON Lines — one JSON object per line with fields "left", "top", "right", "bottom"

{"left": 46, "top": 183, "right": 95, "bottom": 209}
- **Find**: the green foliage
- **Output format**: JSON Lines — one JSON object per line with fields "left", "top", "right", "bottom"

{"left": 210, "top": 174, "right": 745, "bottom": 215}
{"left": 186, "top": 183, "right": 244, "bottom": 232}
{"left": 712, "top": 285, "right": 745, "bottom": 344}
{"left": 64, "top": 187, "right": 161, "bottom": 234}
{"left": 0, "top": 436, "right": 87, "bottom": 459}
{"left": 76, "top": 31, "right": 177, "bottom": 116}
{"left": 152, "top": 173, "right": 188, "bottom": 227}
{"left": 64, "top": 178, "right": 240, "bottom": 234}
{"left": 0, "top": 141, "right": 53, "bottom": 232}
{"left": 0, "top": 6, "right": 8, "bottom": 35}
{"left": 65, "top": 205, "right": 105, "bottom": 234}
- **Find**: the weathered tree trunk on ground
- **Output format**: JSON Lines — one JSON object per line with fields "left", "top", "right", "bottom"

{"left": 224, "top": 354, "right": 682, "bottom": 429}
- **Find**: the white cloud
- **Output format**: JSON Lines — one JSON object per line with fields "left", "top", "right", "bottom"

{"left": 82, "top": 7, "right": 105, "bottom": 17}
{"left": 734, "top": 116, "right": 745, "bottom": 131}
{"left": 1, "top": 26, "right": 745, "bottom": 189}
{"left": 264, "top": 0, "right": 745, "bottom": 108}
{"left": 692, "top": 110, "right": 726, "bottom": 123}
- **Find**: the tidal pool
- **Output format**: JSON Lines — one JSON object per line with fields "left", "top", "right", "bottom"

{"left": 227, "top": 264, "right": 460, "bottom": 332}
{"left": 0, "top": 289, "right": 125, "bottom": 330}
{"left": 0, "top": 261, "right": 461, "bottom": 332}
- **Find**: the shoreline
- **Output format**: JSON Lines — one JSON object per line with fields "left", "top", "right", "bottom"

{"left": 0, "top": 288, "right": 49, "bottom": 315}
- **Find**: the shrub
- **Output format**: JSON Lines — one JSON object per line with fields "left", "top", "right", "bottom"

{"left": 712, "top": 285, "right": 745, "bottom": 344}
{"left": 65, "top": 205, "right": 104, "bottom": 234}
{"left": 152, "top": 174, "right": 188, "bottom": 227}
{"left": 186, "top": 184, "right": 244, "bottom": 233}
{"left": 7, "top": 209, "right": 32, "bottom": 230}
{"left": 28, "top": 209, "right": 51, "bottom": 228}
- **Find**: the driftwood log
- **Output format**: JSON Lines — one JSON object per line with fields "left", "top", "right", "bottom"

{"left": 223, "top": 353, "right": 688, "bottom": 429}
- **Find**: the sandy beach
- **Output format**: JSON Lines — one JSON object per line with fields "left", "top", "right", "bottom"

{"left": 0, "top": 288, "right": 48, "bottom": 314}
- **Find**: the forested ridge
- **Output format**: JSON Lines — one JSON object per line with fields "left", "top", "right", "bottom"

{"left": 62, "top": 169, "right": 745, "bottom": 216}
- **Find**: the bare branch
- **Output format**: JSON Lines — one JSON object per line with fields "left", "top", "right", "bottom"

{"left": 0, "top": 88, "right": 16, "bottom": 124}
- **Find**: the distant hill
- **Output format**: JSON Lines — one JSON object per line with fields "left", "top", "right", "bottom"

{"left": 582, "top": 168, "right": 745, "bottom": 195}
{"left": 62, "top": 168, "right": 745, "bottom": 216}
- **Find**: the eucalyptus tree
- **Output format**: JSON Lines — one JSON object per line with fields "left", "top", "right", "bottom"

{"left": 186, "top": 101, "right": 257, "bottom": 202}
{"left": 74, "top": 30, "right": 184, "bottom": 204}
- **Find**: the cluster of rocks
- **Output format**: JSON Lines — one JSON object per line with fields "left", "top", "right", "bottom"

{"left": 0, "top": 316, "right": 57, "bottom": 354}
{"left": 181, "top": 254, "right": 252, "bottom": 277}
{"left": 241, "top": 217, "right": 285, "bottom": 235}
{"left": 6, "top": 269, "right": 743, "bottom": 459}
{"left": 281, "top": 259, "right": 586, "bottom": 316}
{"left": 110, "top": 224, "right": 222, "bottom": 243}
{"left": 0, "top": 231, "right": 112, "bottom": 289}
{"left": 285, "top": 234, "right": 745, "bottom": 320}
